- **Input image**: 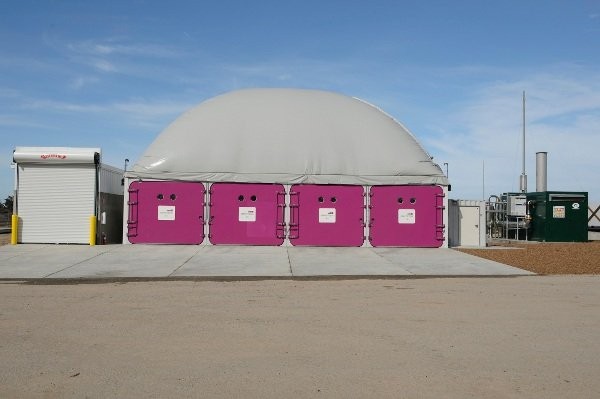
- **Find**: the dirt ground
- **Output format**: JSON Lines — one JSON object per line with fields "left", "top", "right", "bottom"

{"left": 458, "top": 240, "right": 600, "bottom": 275}
{"left": 1, "top": 277, "right": 599, "bottom": 399}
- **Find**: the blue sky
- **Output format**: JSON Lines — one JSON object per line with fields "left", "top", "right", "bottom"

{"left": 1, "top": 0, "right": 599, "bottom": 202}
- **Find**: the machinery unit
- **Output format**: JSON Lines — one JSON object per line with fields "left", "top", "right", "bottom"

{"left": 486, "top": 193, "right": 529, "bottom": 240}
{"left": 526, "top": 191, "right": 588, "bottom": 242}
{"left": 508, "top": 195, "right": 527, "bottom": 217}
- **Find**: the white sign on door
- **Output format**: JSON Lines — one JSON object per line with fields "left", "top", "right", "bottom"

{"left": 239, "top": 207, "right": 257, "bottom": 222}
{"left": 158, "top": 205, "right": 176, "bottom": 221}
{"left": 319, "top": 208, "right": 336, "bottom": 223}
{"left": 553, "top": 206, "right": 565, "bottom": 219}
{"left": 398, "top": 209, "right": 416, "bottom": 224}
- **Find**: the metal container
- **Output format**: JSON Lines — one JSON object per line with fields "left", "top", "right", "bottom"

{"left": 368, "top": 185, "right": 445, "bottom": 247}
{"left": 127, "top": 181, "right": 205, "bottom": 244}
{"left": 289, "top": 184, "right": 365, "bottom": 246}
{"left": 209, "top": 183, "right": 285, "bottom": 245}
{"left": 526, "top": 191, "right": 588, "bottom": 242}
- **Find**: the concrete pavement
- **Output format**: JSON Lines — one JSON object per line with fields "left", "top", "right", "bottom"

{"left": 0, "top": 244, "right": 533, "bottom": 279}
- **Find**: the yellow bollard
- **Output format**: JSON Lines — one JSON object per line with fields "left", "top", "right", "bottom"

{"left": 11, "top": 214, "right": 18, "bottom": 245}
{"left": 89, "top": 215, "right": 97, "bottom": 246}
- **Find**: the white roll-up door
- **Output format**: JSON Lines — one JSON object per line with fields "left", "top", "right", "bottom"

{"left": 17, "top": 164, "right": 96, "bottom": 244}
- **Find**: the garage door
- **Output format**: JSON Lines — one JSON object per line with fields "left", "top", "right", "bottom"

{"left": 127, "top": 181, "right": 205, "bottom": 244}
{"left": 289, "top": 184, "right": 365, "bottom": 246}
{"left": 18, "top": 164, "right": 96, "bottom": 244}
{"left": 208, "top": 183, "right": 285, "bottom": 245}
{"left": 368, "top": 185, "right": 445, "bottom": 247}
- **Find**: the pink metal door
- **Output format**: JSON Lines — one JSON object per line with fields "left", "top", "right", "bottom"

{"left": 289, "top": 185, "right": 365, "bottom": 247}
{"left": 208, "top": 183, "right": 285, "bottom": 245}
{"left": 368, "top": 185, "right": 445, "bottom": 247}
{"left": 127, "top": 181, "right": 205, "bottom": 244}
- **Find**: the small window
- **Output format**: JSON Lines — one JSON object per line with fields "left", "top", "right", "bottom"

{"left": 250, "top": 195, "right": 257, "bottom": 202}
{"left": 238, "top": 195, "right": 244, "bottom": 201}
{"left": 157, "top": 193, "right": 164, "bottom": 200}
{"left": 331, "top": 197, "right": 337, "bottom": 203}
{"left": 170, "top": 194, "right": 177, "bottom": 201}
{"left": 397, "top": 197, "right": 403, "bottom": 204}
{"left": 318, "top": 196, "right": 324, "bottom": 203}
{"left": 410, "top": 198, "right": 416, "bottom": 204}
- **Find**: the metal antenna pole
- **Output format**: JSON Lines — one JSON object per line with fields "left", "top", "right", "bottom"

{"left": 522, "top": 90, "right": 526, "bottom": 181}
{"left": 482, "top": 160, "right": 485, "bottom": 201}
{"left": 520, "top": 91, "right": 527, "bottom": 193}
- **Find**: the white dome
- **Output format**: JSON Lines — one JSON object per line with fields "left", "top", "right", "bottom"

{"left": 128, "top": 88, "right": 447, "bottom": 186}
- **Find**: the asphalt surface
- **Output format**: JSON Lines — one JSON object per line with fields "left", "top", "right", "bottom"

{"left": 0, "top": 244, "right": 532, "bottom": 280}
{"left": 1, "top": 276, "right": 599, "bottom": 398}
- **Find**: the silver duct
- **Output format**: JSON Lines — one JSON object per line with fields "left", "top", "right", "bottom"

{"left": 536, "top": 151, "right": 547, "bottom": 192}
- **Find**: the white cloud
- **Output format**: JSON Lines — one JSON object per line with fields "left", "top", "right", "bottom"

{"left": 67, "top": 40, "right": 183, "bottom": 58}
{"left": 60, "top": 38, "right": 185, "bottom": 76}
{"left": 18, "top": 97, "right": 194, "bottom": 130}
{"left": 22, "top": 99, "right": 105, "bottom": 113}
{"left": 90, "top": 59, "right": 117, "bottom": 73}
{"left": 0, "top": 115, "right": 51, "bottom": 129}
{"left": 69, "top": 76, "right": 100, "bottom": 90}
{"left": 0, "top": 88, "right": 21, "bottom": 98}
{"left": 113, "top": 101, "right": 194, "bottom": 119}
{"left": 428, "top": 69, "right": 600, "bottom": 201}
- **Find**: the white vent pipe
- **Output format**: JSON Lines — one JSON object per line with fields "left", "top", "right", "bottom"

{"left": 536, "top": 151, "right": 547, "bottom": 192}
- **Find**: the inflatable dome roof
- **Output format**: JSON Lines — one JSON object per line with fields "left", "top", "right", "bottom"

{"left": 128, "top": 88, "right": 447, "bottom": 186}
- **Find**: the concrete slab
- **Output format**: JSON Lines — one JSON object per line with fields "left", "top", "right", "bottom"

{"left": 48, "top": 245, "right": 200, "bottom": 278}
{"left": 0, "top": 243, "right": 52, "bottom": 259}
{"left": 172, "top": 246, "right": 291, "bottom": 277}
{"left": 0, "top": 245, "right": 111, "bottom": 278}
{"left": 373, "top": 248, "right": 534, "bottom": 275}
{"left": 0, "top": 244, "right": 534, "bottom": 280}
{"left": 289, "top": 247, "right": 411, "bottom": 276}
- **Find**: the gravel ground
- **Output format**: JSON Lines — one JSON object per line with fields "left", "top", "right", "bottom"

{"left": 458, "top": 240, "right": 600, "bottom": 275}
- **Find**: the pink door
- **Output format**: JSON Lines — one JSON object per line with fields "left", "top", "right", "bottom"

{"left": 127, "top": 181, "right": 205, "bottom": 244}
{"left": 208, "top": 183, "right": 285, "bottom": 245}
{"left": 368, "top": 185, "right": 445, "bottom": 247}
{"left": 289, "top": 185, "right": 365, "bottom": 247}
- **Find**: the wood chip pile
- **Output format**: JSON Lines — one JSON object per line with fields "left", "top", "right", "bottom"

{"left": 458, "top": 241, "right": 600, "bottom": 274}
